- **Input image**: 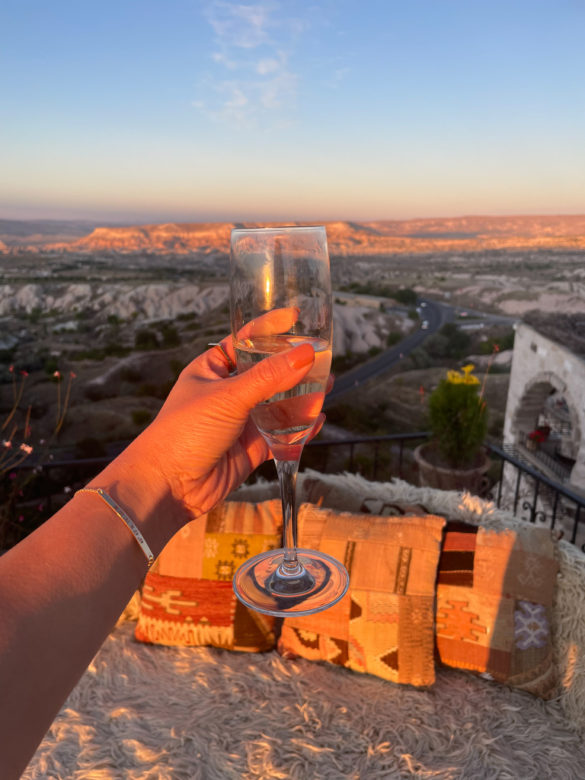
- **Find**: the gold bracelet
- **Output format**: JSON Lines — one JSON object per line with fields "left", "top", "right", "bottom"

{"left": 75, "top": 487, "right": 154, "bottom": 568}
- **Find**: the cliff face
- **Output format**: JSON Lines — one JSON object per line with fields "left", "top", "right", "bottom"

{"left": 45, "top": 222, "right": 235, "bottom": 255}
{"left": 0, "top": 281, "right": 396, "bottom": 356}
{"left": 18, "top": 215, "right": 585, "bottom": 256}
{"left": 0, "top": 282, "right": 229, "bottom": 320}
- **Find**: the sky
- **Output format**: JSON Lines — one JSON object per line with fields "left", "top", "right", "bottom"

{"left": 1, "top": 0, "right": 584, "bottom": 224}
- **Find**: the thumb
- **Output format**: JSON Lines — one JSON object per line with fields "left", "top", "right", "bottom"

{"left": 231, "top": 342, "right": 315, "bottom": 411}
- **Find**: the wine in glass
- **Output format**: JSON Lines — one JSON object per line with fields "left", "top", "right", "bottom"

{"left": 230, "top": 225, "right": 349, "bottom": 617}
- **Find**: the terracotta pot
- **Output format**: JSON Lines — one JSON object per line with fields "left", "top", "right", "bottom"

{"left": 414, "top": 443, "right": 490, "bottom": 494}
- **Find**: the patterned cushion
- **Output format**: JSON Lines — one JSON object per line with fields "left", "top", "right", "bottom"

{"left": 435, "top": 520, "right": 559, "bottom": 698}
{"left": 278, "top": 505, "right": 446, "bottom": 687}
{"left": 135, "top": 500, "right": 282, "bottom": 652}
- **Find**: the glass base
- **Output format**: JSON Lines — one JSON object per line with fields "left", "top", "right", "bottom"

{"left": 233, "top": 548, "right": 349, "bottom": 617}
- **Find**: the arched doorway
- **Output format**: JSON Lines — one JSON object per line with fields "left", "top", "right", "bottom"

{"left": 512, "top": 371, "right": 581, "bottom": 478}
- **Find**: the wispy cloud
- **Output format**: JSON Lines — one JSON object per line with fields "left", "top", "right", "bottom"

{"left": 207, "top": 2, "right": 273, "bottom": 49}
{"left": 195, "top": 1, "right": 302, "bottom": 128}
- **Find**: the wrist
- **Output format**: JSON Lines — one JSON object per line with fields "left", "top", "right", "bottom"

{"left": 87, "top": 439, "right": 188, "bottom": 560}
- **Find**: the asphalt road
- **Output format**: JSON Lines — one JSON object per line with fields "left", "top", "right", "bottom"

{"left": 324, "top": 297, "right": 517, "bottom": 407}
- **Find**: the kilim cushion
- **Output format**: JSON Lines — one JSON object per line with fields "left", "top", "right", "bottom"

{"left": 278, "top": 505, "right": 446, "bottom": 687}
{"left": 135, "top": 500, "right": 282, "bottom": 652}
{"left": 435, "top": 520, "right": 559, "bottom": 698}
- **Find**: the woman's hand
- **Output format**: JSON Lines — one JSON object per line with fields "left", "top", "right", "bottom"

{"left": 116, "top": 337, "right": 325, "bottom": 527}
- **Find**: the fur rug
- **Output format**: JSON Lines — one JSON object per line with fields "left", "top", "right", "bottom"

{"left": 24, "top": 473, "right": 585, "bottom": 778}
{"left": 25, "top": 620, "right": 585, "bottom": 779}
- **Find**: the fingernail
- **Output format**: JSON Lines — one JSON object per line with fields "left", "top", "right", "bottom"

{"left": 287, "top": 343, "right": 315, "bottom": 370}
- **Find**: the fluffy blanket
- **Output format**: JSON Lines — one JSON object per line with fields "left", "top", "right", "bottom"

{"left": 24, "top": 472, "right": 585, "bottom": 778}
{"left": 25, "top": 621, "right": 585, "bottom": 779}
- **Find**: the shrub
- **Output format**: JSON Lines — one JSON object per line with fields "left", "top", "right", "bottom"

{"left": 135, "top": 329, "right": 159, "bottom": 350}
{"left": 392, "top": 288, "right": 417, "bottom": 306}
{"left": 120, "top": 366, "right": 142, "bottom": 382}
{"left": 437, "top": 323, "right": 471, "bottom": 358}
{"left": 479, "top": 330, "right": 515, "bottom": 355}
{"left": 160, "top": 324, "right": 181, "bottom": 348}
{"left": 44, "top": 356, "right": 59, "bottom": 375}
{"left": 428, "top": 365, "right": 487, "bottom": 468}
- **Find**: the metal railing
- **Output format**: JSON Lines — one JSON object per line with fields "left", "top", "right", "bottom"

{"left": 487, "top": 441, "right": 585, "bottom": 548}
{"left": 5, "top": 433, "right": 585, "bottom": 551}
{"left": 304, "top": 431, "right": 429, "bottom": 482}
{"left": 304, "top": 434, "right": 585, "bottom": 549}
{"left": 513, "top": 432, "right": 573, "bottom": 482}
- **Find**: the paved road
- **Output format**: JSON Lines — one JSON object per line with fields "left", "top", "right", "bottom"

{"left": 324, "top": 300, "right": 443, "bottom": 405}
{"left": 324, "top": 297, "right": 517, "bottom": 407}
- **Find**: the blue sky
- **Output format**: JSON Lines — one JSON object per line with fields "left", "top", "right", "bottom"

{"left": 1, "top": 0, "right": 584, "bottom": 222}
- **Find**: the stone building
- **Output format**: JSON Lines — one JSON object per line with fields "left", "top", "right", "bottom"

{"left": 503, "top": 321, "right": 585, "bottom": 491}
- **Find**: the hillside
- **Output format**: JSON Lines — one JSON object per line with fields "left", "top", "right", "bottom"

{"left": 2, "top": 215, "right": 585, "bottom": 256}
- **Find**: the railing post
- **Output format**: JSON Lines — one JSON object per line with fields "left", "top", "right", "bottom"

{"left": 530, "top": 479, "right": 540, "bottom": 523}
{"left": 571, "top": 505, "right": 581, "bottom": 545}
{"left": 513, "top": 467, "right": 522, "bottom": 515}
{"left": 551, "top": 491, "right": 560, "bottom": 530}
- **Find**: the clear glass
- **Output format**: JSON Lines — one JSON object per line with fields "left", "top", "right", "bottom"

{"left": 230, "top": 226, "right": 349, "bottom": 616}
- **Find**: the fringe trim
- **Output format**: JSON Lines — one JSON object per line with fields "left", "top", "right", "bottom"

{"left": 136, "top": 614, "right": 234, "bottom": 648}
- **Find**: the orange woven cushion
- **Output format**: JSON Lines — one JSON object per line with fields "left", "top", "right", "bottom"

{"left": 135, "top": 500, "right": 282, "bottom": 652}
{"left": 279, "top": 505, "right": 446, "bottom": 687}
{"left": 436, "top": 521, "right": 559, "bottom": 698}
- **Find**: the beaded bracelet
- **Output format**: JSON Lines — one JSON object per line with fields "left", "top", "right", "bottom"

{"left": 75, "top": 487, "right": 154, "bottom": 568}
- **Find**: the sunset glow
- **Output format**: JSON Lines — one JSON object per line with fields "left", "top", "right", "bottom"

{"left": 1, "top": 0, "right": 584, "bottom": 222}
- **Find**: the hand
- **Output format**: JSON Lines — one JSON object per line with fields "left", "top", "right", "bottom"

{"left": 122, "top": 336, "right": 325, "bottom": 524}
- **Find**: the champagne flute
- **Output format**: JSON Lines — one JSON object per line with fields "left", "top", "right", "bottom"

{"left": 230, "top": 225, "right": 349, "bottom": 616}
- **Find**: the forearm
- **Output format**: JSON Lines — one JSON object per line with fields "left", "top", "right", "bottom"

{"left": 0, "top": 445, "right": 184, "bottom": 779}
{"left": 0, "top": 339, "right": 313, "bottom": 778}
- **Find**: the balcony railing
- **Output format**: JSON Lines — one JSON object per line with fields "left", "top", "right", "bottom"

{"left": 307, "top": 434, "right": 585, "bottom": 549}
{"left": 4, "top": 433, "right": 585, "bottom": 551}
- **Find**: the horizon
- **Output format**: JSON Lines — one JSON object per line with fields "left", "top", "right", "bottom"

{"left": 3, "top": 211, "right": 585, "bottom": 231}
{"left": 2, "top": 1, "right": 584, "bottom": 223}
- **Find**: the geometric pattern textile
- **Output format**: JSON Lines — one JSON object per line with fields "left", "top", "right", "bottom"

{"left": 278, "top": 505, "right": 446, "bottom": 687}
{"left": 135, "top": 500, "right": 282, "bottom": 652}
{"left": 435, "top": 521, "right": 559, "bottom": 699}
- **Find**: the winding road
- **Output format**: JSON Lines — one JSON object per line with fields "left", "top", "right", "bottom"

{"left": 324, "top": 297, "right": 517, "bottom": 407}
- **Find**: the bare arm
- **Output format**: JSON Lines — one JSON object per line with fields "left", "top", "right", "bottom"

{"left": 0, "top": 339, "right": 318, "bottom": 779}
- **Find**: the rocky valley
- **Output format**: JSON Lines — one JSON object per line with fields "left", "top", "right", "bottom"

{"left": 0, "top": 214, "right": 583, "bottom": 462}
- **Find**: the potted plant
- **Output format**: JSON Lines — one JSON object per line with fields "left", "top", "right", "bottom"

{"left": 414, "top": 364, "right": 489, "bottom": 493}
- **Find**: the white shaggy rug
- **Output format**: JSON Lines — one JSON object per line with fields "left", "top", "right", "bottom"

{"left": 25, "top": 621, "right": 585, "bottom": 780}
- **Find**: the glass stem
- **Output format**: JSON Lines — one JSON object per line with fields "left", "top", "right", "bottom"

{"left": 275, "top": 456, "right": 301, "bottom": 569}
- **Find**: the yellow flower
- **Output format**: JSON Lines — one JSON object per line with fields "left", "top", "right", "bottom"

{"left": 461, "top": 364, "right": 480, "bottom": 385}
{"left": 447, "top": 364, "right": 480, "bottom": 386}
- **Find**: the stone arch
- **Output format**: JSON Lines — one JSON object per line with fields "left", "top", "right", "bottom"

{"left": 511, "top": 370, "right": 581, "bottom": 462}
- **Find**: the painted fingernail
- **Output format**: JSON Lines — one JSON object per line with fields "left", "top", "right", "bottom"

{"left": 287, "top": 343, "right": 315, "bottom": 370}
